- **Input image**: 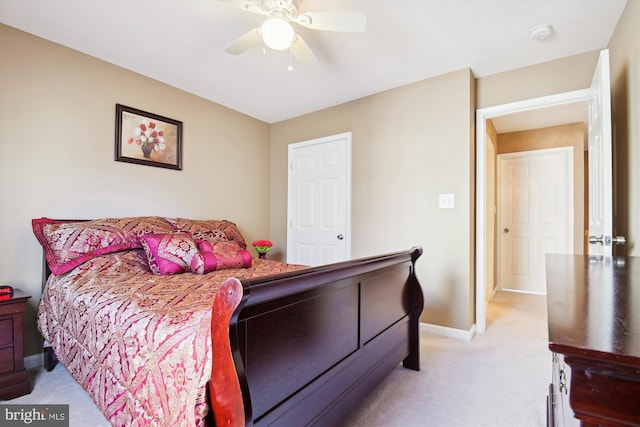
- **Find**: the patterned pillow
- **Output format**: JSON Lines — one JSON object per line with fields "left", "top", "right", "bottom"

{"left": 32, "top": 217, "right": 175, "bottom": 275}
{"left": 190, "top": 252, "right": 218, "bottom": 275}
{"left": 167, "top": 218, "right": 247, "bottom": 249}
{"left": 139, "top": 233, "right": 199, "bottom": 275}
{"left": 190, "top": 240, "right": 252, "bottom": 274}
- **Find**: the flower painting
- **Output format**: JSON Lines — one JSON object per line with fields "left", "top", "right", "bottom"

{"left": 115, "top": 104, "right": 182, "bottom": 170}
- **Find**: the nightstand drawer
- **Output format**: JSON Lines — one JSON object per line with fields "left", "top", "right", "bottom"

{"left": 0, "top": 289, "right": 32, "bottom": 398}
{"left": 0, "top": 317, "right": 13, "bottom": 346}
{"left": 0, "top": 346, "right": 14, "bottom": 374}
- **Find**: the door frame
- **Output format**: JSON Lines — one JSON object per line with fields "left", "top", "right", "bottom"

{"left": 475, "top": 89, "right": 590, "bottom": 333}
{"left": 286, "top": 132, "right": 352, "bottom": 264}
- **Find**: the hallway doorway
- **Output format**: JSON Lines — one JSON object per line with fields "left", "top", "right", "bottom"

{"left": 475, "top": 89, "right": 591, "bottom": 333}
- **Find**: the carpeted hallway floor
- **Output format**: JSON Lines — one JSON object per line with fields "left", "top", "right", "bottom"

{"left": 7, "top": 291, "right": 551, "bottom": 426}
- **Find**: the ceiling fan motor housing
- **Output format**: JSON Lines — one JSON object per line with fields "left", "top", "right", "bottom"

{"left": 224, "top": 0, "right": 366, "bottom": 65}
{"left": 262, "top": 0, "right": 299, "bottom": 20}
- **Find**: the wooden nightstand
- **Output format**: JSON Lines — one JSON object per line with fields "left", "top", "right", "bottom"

{"left": 0, "top": 289, "right": 32, "bottom": 399}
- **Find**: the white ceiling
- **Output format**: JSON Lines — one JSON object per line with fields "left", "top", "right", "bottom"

{"left": 0, "top": 0, "right": 627, "bottom": 126}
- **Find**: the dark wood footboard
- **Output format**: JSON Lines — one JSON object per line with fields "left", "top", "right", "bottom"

{"left": 209, "top": 247, "right": 424, "bottom": 427}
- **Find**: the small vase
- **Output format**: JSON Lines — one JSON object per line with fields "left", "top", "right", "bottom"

{"left": 141, "top": 144, "right": 152, "bottom": 158}
{"left": 258, "top": 252, "right": 266, "bottom": 259}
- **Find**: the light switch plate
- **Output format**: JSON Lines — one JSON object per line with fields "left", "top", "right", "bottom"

{"left": 439, "top": 193, "right": 455, "bottom": 209}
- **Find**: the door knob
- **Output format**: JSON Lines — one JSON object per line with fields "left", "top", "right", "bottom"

{"left": 588, "top": 235, "right": 604, "bottom": 245}
{"left": 503, "top": 228, "right": 509, "bottom": 234}
{"left": 337, "top": 234, "right": 344, "bottom": 240}
{"left": 612, "top": 236, "right": 626, "bottom": 245}
{"left": 588, "top": 235, "right": 627, "bottom": 246}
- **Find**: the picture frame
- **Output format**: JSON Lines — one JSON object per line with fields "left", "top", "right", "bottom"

{"left": 115, "top": 104, "right": 182, "bottom": 170}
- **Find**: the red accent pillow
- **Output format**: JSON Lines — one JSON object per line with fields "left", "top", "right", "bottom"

{"left": 190, "top": 240, "right": 252, "bottom": 274}
{"left": 32, "top": 217, "right": 175, "bottom": 275}
{"left": 139, "top": 233, "right": 199, "bottom": 275}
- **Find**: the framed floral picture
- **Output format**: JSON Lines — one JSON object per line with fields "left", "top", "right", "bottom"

{"left": 115, "top": 104, "right": 182, "bottom": 170}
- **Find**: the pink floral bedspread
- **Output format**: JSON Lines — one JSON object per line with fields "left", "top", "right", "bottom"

{"left": 37, "top": 249, "right": 305, "bottom": 426}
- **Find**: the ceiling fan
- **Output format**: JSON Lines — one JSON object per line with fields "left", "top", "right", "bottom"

{"left": 220, "top": 0, "right": 366, "bottom": 66}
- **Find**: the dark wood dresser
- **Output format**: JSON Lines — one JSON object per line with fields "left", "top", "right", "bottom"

{"left": 0, "top": 289, "right": 32, "bottom": 399}
{"left": 546, "top": 254, "right": 640, "bottom": 427}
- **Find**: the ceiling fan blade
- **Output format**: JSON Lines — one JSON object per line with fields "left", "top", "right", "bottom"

{"left": 290, "top": 34, "right": 317, "bottom": 65}
{"left": 295, "top": 11, "right": 366, "bottom": 32}
{"left": 217, "top": 0, "right": 265, "bottom": 15}
{"left": 224, "top": 27, "right": 262, "bottom": 55}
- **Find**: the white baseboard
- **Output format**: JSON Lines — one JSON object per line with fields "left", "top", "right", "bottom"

{"left": 501, "top": 288, "right": 546, "bottom": 296}
{"left": 420, "top": 322, "right": 476, "bottom": 341}
{"left": 24, "top": 353, "right": 43, "bottom": 369}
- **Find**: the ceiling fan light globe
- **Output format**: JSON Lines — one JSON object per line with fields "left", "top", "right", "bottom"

{"left": 262, "top": 18, "right": 294, "bottom": 50}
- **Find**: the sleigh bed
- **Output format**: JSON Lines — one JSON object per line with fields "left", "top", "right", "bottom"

{"left": 33, "top": 216, "right": 424, "bottom": 426}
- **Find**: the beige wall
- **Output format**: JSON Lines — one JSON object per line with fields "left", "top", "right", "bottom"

{"left": 497, "top": 123, "right": 586, "bottom": 254}
{"left": 271, "top": 69, "right": 477, "bottom": 330}
{"left": 476, "top": 50, "right": 601, "bottom": 109}
{"left": 0, "top": 25, "right": 271, "bottom": 355}
{"left": 270, "top": 34, "right": 635, "bottom": 332}
{"left": 478, "top": 0, "right": 639, "bottom": 259}
{"left": 1, "top": 0, "right": 637, "bottom": 355}
{"left": 609, "top": 0, "right": 640, "bottom": 256}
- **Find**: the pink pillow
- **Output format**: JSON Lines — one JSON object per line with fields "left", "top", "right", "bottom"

{"left": 190, "top": 240, "right": 252, "bottom": 274}
{"left": 190, "top": 252, "right": 219, "bottom": 275}
{"left": 167, "top": 218, "right": 248, "bottom": 248}
{"left": 197, "top": 240, "right": 214, "bottom": 253}
{"left": 32, "top": 217, "right": 176, "bottom": 275}
{"left": 139, "top": 233, "right": 199, "bottom": 275}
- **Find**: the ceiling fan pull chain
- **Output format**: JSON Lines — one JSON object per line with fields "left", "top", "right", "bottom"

{"left": 288, "top": 48, "right": 294, "bottom": 71}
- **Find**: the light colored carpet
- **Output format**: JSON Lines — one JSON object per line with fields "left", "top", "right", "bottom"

{"left": 7, "top": 291, "right": 549, "bottom": 427}
{"left": 342, "top": 291, "right": 549, "bottom": 427}
{"left": 4, "top": 356, "right": 109, "bottom": 426}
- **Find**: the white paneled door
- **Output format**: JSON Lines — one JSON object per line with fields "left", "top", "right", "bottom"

{"left": 498, "top": 148, "right": 573, "bottom": 293}
{"left": 287, "top": 133, "right": 351, "bottom": 266}
{"left": 587, "top": 49, "right": 625, "bottom": 255}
